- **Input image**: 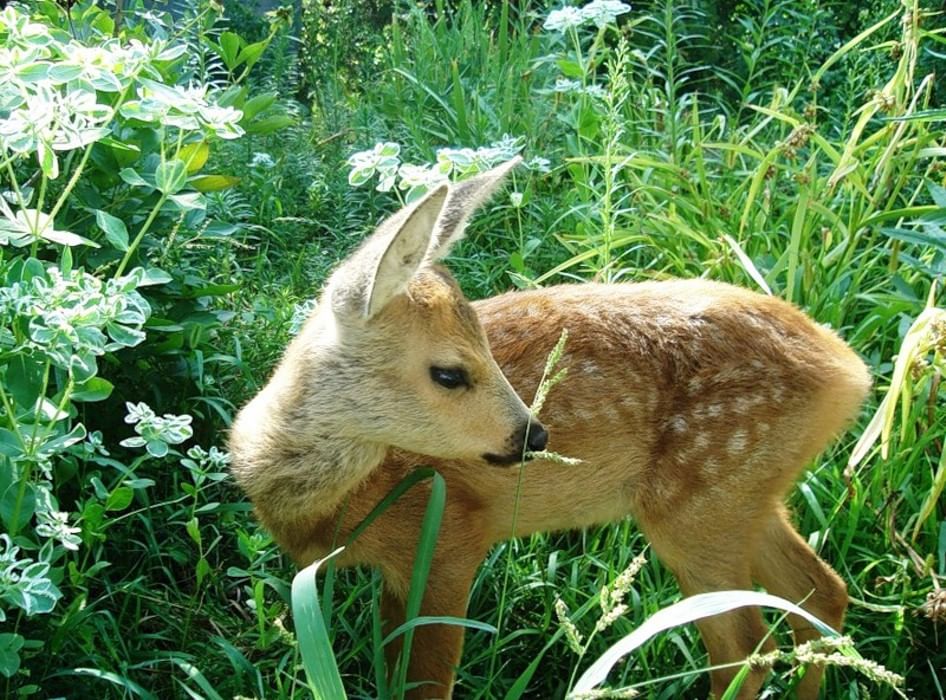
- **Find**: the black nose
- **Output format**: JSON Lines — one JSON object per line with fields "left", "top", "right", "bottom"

{"left": 525, "top": 419, "right": 548, "bottom": 452}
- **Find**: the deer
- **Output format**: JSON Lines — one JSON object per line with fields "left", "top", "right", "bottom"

{"left": 229, "top": 157, "right": 871, "bottom": 699}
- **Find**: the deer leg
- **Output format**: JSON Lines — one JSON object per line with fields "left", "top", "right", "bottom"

{"left": 751, "top": 507, "right": 847, "bottom": 700}
{"left": 639, "top": 505, "right": 776, "bottom": 699}
{"left": 380, "top": 556, "right": 481, "bottom": 700}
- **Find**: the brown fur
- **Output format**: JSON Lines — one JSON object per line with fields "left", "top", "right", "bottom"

{"left": 230, "top": 160, "right": 870, "bottom": 699}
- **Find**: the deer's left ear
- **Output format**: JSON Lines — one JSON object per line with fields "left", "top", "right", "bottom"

{"left": 426, "top": 156, "right": 523, "bottom": 261}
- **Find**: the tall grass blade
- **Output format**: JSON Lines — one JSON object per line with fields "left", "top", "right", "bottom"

{"left": 292, "top": 547, "right": 347, "bottom": 699}
{"left": 393, "top": 471, "right": 447, "bottom": 699}
{"left": 571, "top": 590, "right": 838, "bottom": 694}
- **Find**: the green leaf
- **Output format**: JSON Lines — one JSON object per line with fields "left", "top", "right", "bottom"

{"left": 105, "top": 486, "right": 134, "bottom": 512}
{"left": 47, "top": 64, "right": 83, "bottom": 83}
{"left": 556, "top": 58, "right": 584, "bottom": 78}
{"left": 145, "top": 440, "right": 168, "bottom": 458}
{"left": 6, "top": 356, "right": 45, "bottom": 411}
{"left": 929, "top": 182, "right": 946, "bottom": 210}
{"left": 140, "top": 268, "right": 173, "bottom": 286}
{"left": 95, "top": 210, "right": 129, "bottom": 251}
{"left": 72, "top": 377, "right": 114, "bottom": 402}
{"left": 0, "top": 430, "right": 24, "bottom": 459}
{"left": 15, "top": 62, "right": 49, "bottom": 82}
{"left": 218, "top": 31, "right": 244, "bottom": 70}
{"left": 186, "top": 517, "right": 202, "bottom": 546}
{"left": 0, "top": 634, "right": 25, "bottom": 678}
{"left": 572, "top": 591, "right": 841, "bottom": 693}
{"left": 191, "top": 175, "right": 241, "bottom": 192}
{"left": 37, "top": 140, "right": 58, "bottom": 179}
{"left": 119, "top": 168, "right": 152, "bottom": 189}
{"left": 196, "top": 557, "right": 210, "bottom": 587}
{"left": 245, "top": 114, "right": 295, "bottom": 135}
{"left": 0, "top": 482, "right": 35, "bottom": 534}
{"left": 292, "top": 549, "right": 347, "bottom": 699}
{"left": 236, "top": 40, "right": 268, "bottom": 72}
{"left": 179, "top": 141, "right": 210, "bottom": 173}
{"left": 241, "top": 93, "right": 276, "bottom": 122}
{"left": 154, "top": 159, "right": 188, "bottom": 195}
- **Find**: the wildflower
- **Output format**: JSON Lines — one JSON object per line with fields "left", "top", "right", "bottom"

{"left": 250, "top": 151, "right": 276, "bottom": 169}
{"left": 922, "top": 588, "right": 946, "bottom": 623}
{"left": 582, "top": 0, "right": 631, "bottom": 28}
{"left": 544, "top": 6, "right": 585, "bottom": 33}
{"left": 35, "top": 509, "right": 82, "bottom": 551}
{"left": 289, "top": 298, "right": 318, "bottom": 336}
{"left": 555, "top": 597, "right": 585, "bottom": 653}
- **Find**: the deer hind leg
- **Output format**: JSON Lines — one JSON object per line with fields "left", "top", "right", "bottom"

{"left": 638, "top": 487, "right": 783, "bottom": 700}
{"left": 750, "top": 507, "right": 848, "bottom": 700}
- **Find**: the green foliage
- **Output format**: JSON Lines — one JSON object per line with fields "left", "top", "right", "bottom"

{"left": 0, "top": 1, "right": 296, "bottom": 695}
{"left": 2, "top": 0, "right": 945, "bottom": 697}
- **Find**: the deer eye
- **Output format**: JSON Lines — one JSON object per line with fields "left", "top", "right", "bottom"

{"left": 430, "top": 366, "right": 469, "bottom": 390}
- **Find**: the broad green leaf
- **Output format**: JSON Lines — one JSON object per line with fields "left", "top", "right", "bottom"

{"left": 186, "top": 517, "right": 202, "bottom": 546}
{"left": 0, "top": 430, "right": 23, "bottom": 459}
{"left": 95, "top": 210, "right": 129, "bottom": 251}
{"left": 72, "top": 377, "right": 114, "bottom": 402}
{"left": 6, "top": 355, "right": 45, "bottom": 411}
{"left": 15, "top": 62, "right": 49, "bottom": 82}
{"left": 0, "top": 634, "right": 24, "bottom": 678}
{"left": 47, "top": 64, "right": 83, "bottom": 83}
{"left": 0, "top": 482, "right": 35, "bottom": 534}
{"left": 191, "top": 175, "right": 241, "bottom": 192}
{"left": 218, "top": 31, "right": 243, "bottom": 70}
{"left": 179, "top": 141, "right": 210, "bottom": 173}
{"left": 237, "top": 40, "right": 267, "bottom": 71}
{"left": 119, "top": 168, "right": 152, "bottom": 188}
{"left": 245, "top": 114, "right": 295, "bottom": 135}
{"left": 105, "top": 486, "right": 134, "bottom": 512}
{"left": 154, "top": 159, "right": 188, "bottom": 194}
{"left": 140, "top": 268, "right": 173, "bottom": 286}
{"left": 241, "top": 93, "right": 276, "bottom": 122}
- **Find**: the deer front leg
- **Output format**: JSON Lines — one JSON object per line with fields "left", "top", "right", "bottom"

{"left": 380, "top": 557, "right": 481, "bottom": 700}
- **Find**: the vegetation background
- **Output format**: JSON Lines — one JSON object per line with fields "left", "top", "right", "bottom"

{"left": 0, "top": 0, "right": 944, "bottom": 698}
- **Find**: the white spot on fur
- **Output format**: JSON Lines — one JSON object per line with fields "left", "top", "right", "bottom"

{"left": 669, "top": 416, "right": 688, "bottom": 433}
{"left": 707, "top": 403, "right": 723, "bottom": 418}
{"left": 580, "top": 360, "right": 599, "bottom": 376}
{"left": 693, "top": 432, "right": 710, "bottom": 450}
{"left": 758, "top": 422, "right": 770, "bottom": 433}
{"left": 728, "top": 429, "right": 748, "bottom": 453}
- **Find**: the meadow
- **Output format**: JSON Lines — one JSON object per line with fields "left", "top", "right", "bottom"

{"left": 0, "top": 0, "right": 944, "bottom": 697}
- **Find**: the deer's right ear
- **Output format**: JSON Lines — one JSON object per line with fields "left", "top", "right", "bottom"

{"left": 329, "top": 184, "right": 449, "bottom": 320}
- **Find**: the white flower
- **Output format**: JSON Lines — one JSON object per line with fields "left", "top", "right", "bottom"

{"left": 35, "top": 509, "right": 82, "bottom": 551}
{"left": 581, "top": 0, "right": 631, "bottom": 28}
{"left": 544, "top": 6, "right": 585, "bottom": 33}
{"left": 553, "top": 77, "right": 583, "bottom": 93}
{"left": 250, "top": 152, "right": 275, "bottom": 169}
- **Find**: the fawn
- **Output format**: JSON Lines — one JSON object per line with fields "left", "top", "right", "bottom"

{"left": 229, "top": 158, "right": 871, "bottom": 699}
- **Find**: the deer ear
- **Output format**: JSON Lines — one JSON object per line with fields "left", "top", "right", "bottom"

{"left": 329, "top": 184, "right": 449, "bottom": 320}
{"left": 427, "top": 156, "right": 522, "bottom": 261}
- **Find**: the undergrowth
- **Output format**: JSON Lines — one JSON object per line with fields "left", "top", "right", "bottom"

{"left": 1, "top": 0, "right": 944, "bottom": 698}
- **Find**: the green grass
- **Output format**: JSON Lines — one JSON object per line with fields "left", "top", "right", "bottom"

{"left": 9, "top": 0, "right": 945, "bottom": 698}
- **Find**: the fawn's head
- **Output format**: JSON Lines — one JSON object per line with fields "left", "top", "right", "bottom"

{"left": 299, "top": 158, "right": 546, "bottom": 465}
